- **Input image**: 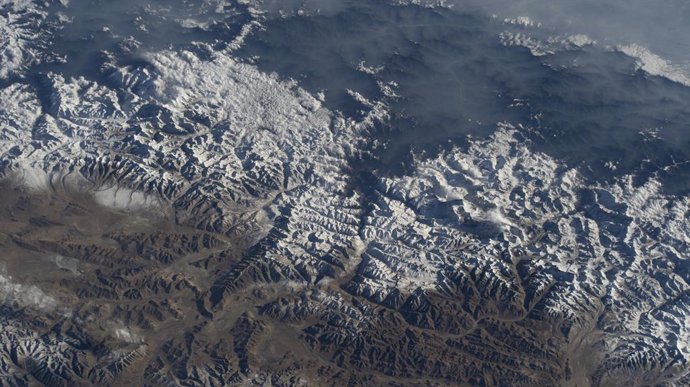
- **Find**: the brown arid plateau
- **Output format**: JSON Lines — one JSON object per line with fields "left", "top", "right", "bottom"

{"left": 0, "top": 180, "right": 526, "bottom": 386}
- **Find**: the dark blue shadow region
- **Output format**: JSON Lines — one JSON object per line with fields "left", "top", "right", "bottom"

{"left": 32, "top": 0, "right": 252, "bottom": 84}
{"left": 236, "top": 2, "right": 690, "bottom": 194}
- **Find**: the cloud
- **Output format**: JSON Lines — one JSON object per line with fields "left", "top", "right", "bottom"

{"left": 449, "top": 0, "right": 690, "bottom": 83}
{"left": 0, "top": 270, "right": 59, "bottom": 313}
{"left": 113, "top": 327, "right": 143, "bottom": 344}
{"left": 93, "top": 185, "right": 162, "bottom": 212}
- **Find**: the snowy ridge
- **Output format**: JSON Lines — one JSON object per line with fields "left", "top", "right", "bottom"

{"left": 497, "top": 13, "right": 690, "bottom": 87}
{"left": 340, "top": 125, "right": 690, "bottom": 385}
{"left": 0, "top": 0, "right": 50, "bottom": 80}
{"left": 0, "top": 45, "right": 368, "bottom": 228}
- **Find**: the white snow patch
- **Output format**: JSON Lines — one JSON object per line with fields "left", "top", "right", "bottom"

{"left": 503, "top": 16, "right": 539, "bottom": 28}
{"left": 357, "top": 60, "right": 384, "bottom": 75}
{"left": 114, "top": 327, "right": 143, "bottom": 344}
{"left": 618, "top": 44, "right": 690, "bottom": 86}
